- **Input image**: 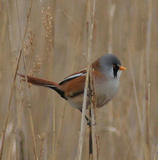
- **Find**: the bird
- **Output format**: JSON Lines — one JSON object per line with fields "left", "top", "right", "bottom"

{"left": 18, "top": 54, "right": 126, "bottom": 123}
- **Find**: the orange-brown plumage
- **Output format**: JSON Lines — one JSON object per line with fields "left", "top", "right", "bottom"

{"left": 18, "top": 54, "right": 126, "bottom": 111}
{"left": 18, "top": 73, "right": 60, "bottom": 88}
{"left": 61, "top": 75, "right": 85, "bottom": 97}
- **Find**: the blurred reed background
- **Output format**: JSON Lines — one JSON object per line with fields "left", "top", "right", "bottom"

{"left": 0, "top": 0, "right": 157, "bottom": 159}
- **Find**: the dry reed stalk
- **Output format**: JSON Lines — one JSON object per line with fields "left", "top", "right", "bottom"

{"left": 127, "top": 43, "right": 145, "bottom": 160}
{"left": 22, "top": 38, "right": 39, "bottom": 160}
{"left": 89, "top": 68, "right": 98, "bottom": 160}
{"left": 0, "top": 9, "right": 7, "bottom": 46}
{"left": 52, "top": 99, "right": 57, "bottom": 160}
{"left": 21, "top": 58, "right": 39, "bottom": 160}
{"left": 18, "top": 1, "right": 39, "bottom": 159}
{"left": 27, "top": 108, "right": 39, "bottom": 160}
{"left": 144, "top": 0, "right": 152, "bottom": 159}
{"left": 86, "top": 0, "right": 97, "bottom": 159}
{"left": 127, "top": 3, "right": 147, "bottom": 159}
{"left": 108, "top": 2, "right": 115, "bottom": 53}
{"left": 15, "top": 0, "right": 23, "bottom": 42}
{"left": 54, "top": 102, "right": 66, "bottom": 159}
{"left": 0, "top": 0, "right": 33, "bottom": 159}
{"left": 127, "top": 46, "right": 143, "bottom": 134}
{"left": 128, "top": 49, "right": 151, "bottom": 159}
{"left": 154, "top": 145, "right": 158, "bottom": 160}
{"left": 20, "top": 79, "right": 39, "bottom": 160}
{"left": 40, "top": 2, "right": 57, "bottom": 159}
{"left": 77, "top": 66, "right": 90, "bottom": 160}
{"left": 77, "top": 0, "right": 96, "bottom": 159}
{"left": 38, "top": 134, "right": 45, "bottom": 160}
{"left": 22, "top": 53, "right": 39, "bottom": 160}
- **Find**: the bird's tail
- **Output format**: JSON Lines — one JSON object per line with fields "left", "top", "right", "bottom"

{"left": 18, "top": 73, "right": 67, "bottom": 99}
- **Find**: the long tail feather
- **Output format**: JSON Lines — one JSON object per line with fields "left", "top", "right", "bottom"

{"left": 18, "top": 73, "right": 67, "bottom": 99}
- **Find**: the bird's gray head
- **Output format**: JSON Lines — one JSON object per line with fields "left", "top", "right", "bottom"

{"left": 99, "top": 54, "right": 126, "bottom": 79}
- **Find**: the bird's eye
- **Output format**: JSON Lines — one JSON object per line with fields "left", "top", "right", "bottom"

{"left": 113, "top": 64, "right": 119, "bottom": 78}
{"left": 113, "top": 64, "right": 119, "bottom": 70}
{"left": 113, "top": 64, "right": 116, "bottom": 68}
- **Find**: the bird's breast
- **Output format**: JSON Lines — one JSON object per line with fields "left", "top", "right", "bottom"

{"left": 94, "top": 78, "right": 119, "bottom": 107}
{"left": 67, "top": 78, "right": 120, "bottom": 110}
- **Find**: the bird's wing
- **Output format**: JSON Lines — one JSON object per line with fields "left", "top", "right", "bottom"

{"left": 59, "top": 68, "right": 105, "bottom": 98}
{"left": 60, "top": 75, "right": 86, "bottom": 98}
{"left": 59, "top": 69, "right": 87, "bottom": 85}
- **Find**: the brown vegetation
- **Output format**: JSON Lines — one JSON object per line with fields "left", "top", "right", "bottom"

{"left": 0, "top": 0, "right": 157, "bottom": 159}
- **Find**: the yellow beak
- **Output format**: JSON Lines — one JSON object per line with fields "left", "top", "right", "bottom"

{"left": 119, "top": 66, "right": 127, "bottom": 71}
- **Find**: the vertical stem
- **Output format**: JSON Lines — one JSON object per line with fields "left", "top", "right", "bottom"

{"left": 77, "top": 67, "right": 90, "bottom": 160}
{"left": 87, "top": 0, "right": 97, "bottom": 159}
{"left": 90, "top": 68, "right": 98, "bottom": 160}
{"left": 51, "top": 1, "right": 56, "bottom": 159}
{"left": 145, "top": 0, "right": 152, "bottom": 159}
{"left": 0, "top": 0, "right": 33, "bottom": 159}
{"left": 77, "top": 0, "right": 96, "bottom": 159}
{"left": 108, "top": 2, "right": 115, "bottom": 53}
{"left": 27, "top": 108, "right": 39, "bottom": 160}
